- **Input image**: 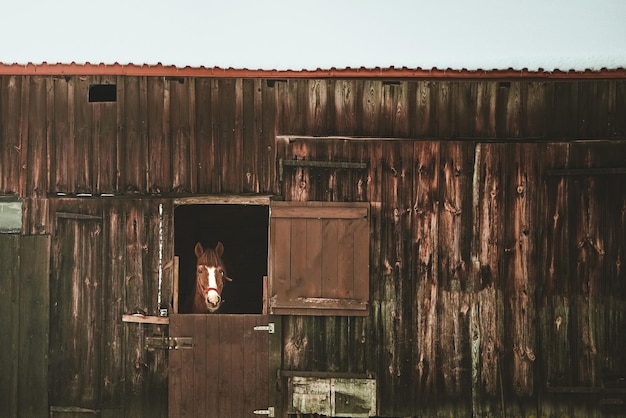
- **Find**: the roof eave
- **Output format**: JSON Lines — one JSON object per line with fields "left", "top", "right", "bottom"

{"left": 1, "top": 63, "right": 625, "bottom": 79}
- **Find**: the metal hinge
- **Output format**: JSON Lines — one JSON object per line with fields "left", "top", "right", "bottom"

{"left": 253, "top": 406, "right": 275, "bottom": 416}
{"left": 253, "top": 322, "right": 275, "bottom": 334}
{"left": 145, "top": 336, "right": 193, "bottom": 350}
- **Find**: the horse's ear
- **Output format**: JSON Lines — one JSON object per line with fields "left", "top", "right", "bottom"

{"left": 194, "top": 242, "right": 204, "bottom": 258}
{"left": 215, "top": 241, "right": 224, "bottom": 257}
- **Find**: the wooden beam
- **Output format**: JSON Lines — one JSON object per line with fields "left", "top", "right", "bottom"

{"left": 122, "top": 314, "right": 170, "bottom": 325}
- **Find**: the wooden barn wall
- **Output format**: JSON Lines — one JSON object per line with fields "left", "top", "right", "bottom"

{"left": 1, "top": 76, "right": 626, "bottom": 197}
{"left": 1, "top": 75, "right": 626, "bottom": 417}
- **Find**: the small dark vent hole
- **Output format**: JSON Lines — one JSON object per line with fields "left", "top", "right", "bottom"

{"left": 89, "top": 84, "right": 117, "bottom": 103}
{"left": 266, "top": 79, "right": 287, "bottom": 88}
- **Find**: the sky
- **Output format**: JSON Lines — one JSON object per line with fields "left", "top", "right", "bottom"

{"left": 1, "top": 0, "right": 625, "bottom": 71}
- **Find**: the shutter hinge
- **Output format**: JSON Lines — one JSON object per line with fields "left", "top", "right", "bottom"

{"left": 253, "top": 406, "right": 275, "bottom": 416}
{"left": 253, "top": 322, "right": 275, "bottom": 334}
{"left": 145, "top": 336, "right": 193, "bottom": 350}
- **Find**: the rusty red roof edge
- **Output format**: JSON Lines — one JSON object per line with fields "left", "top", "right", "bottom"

{"left": 1, "top": 62, "right": 625, "bottom": 79}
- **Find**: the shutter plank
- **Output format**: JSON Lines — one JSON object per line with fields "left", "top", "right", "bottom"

{"left": 270, "top": 201, "right": 369, "bottom": 315}
{"left": 272, "top": 206, "right": 367, "bottom": 219}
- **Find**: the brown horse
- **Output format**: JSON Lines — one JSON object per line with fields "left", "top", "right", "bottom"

{"left": 191, "top": 241, "right": 232, "bottom": 313}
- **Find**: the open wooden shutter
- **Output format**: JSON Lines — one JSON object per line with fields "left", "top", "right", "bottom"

{"left": 269, "top": 201, "right": 369, "bottom": 316}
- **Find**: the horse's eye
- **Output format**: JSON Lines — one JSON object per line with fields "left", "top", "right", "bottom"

{"left": 220, "top": 270, "right": 225, "bottom": 277}
{"left": 197, "top": 268, "right": 203, "bottom": 274}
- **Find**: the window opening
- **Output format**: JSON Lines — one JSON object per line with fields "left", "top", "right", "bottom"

{"left": 88, "top": 84, "right": 117, "bottom": 102}
{"left": 0, "top": 197, "right": 21, "bottom": 234}
{"left": 174, "top": 204, "right": 269, "bottom": 314}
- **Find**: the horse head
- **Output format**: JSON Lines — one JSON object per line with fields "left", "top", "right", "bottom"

{"left": 193, "top": 241, "right": 232, "bottom": 313}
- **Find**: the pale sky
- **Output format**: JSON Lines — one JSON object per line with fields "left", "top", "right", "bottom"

{"left": 2, "top": 0, "right": 625, "bottom": 71}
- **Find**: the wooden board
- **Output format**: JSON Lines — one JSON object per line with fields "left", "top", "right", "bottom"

{"left": 0, "top": 234, "right": 50, "bottom": 417}
{"left": 269, "top": 201, "right": 370, "bottom": 316}
{"left": 168, "top": 314, "right": 270, "bottom": 418}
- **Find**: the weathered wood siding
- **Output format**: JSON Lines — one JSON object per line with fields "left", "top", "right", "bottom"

{"left": 0, "top": 235, "right": 50, "bottom": 418}
{"left": 2, "top": 77, "right": 626, "bottom": 197}
{"left": 1, "top": 75, "right": 626, "bottom": 417}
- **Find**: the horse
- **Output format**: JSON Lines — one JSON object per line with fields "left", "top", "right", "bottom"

{"left": 191, "top": 241, "right": 232, "bottom": 313}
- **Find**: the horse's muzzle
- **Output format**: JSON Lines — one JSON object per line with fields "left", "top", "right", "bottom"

{"left": 206, "top": 293, "right": 222, "bottom": 312}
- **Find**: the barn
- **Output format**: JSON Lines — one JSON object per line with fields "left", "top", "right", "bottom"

{"left": 1, "top": 63, "right": 626, "bottom": 417}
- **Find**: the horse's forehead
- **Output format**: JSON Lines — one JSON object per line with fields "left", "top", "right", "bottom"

{"left": 196, "top": 249, "right": 222, "bottom": 267}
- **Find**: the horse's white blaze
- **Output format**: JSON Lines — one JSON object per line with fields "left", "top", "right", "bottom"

{"left": 205, "top": 266, "right": 220, "bottom": 304}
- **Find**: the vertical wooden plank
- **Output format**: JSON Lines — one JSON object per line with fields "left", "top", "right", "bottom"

{"left": 242, "top": 78, "right": 261, "bottom": 193}
{"left": 333, "top": 79, "right": 356, "bottom": 135}
{"left": 536, "top": 143, "right": 570, "bottom": 392}
{"left": 352, "top": 213, "right": 369, "bottom": 302}
{"left": 168, "top": 315, "right": 183, "bottom": 417}
{"left": 16, "top": 75, "right": 30, "bottom": 196}
{"left": 194, "top": 78, "right": 213, "bottom": 193}
{"left": 549, "top": 81, "right": 578, "bottom": 139}
{"left": 286, "top": 140, "right": 314, "bottom": 201}
{"left": 471, "top": 142, "right": 505, "bottom": 291}
{"left": 378, "top": 140, "right": 414, "bottom": 416}
{"left": 171, "top": 78, "right": 191, "bottom": 193}
{"left": 91, "top": 76, "right": 118, "bottom": 194}
{"left": 242, "top": 316, "right": 258, "bottom": 415}
{"left": 474, "top": 81, "right": 497, "bottom": 138}
{"left": 307, "top": 79, "right": 328, "bottom": 136}
{"left": 123, "top": 201, "right": 148, "bottom": 416}
{"left": 230, "top": 316, "right": 246, "bottom": 418}
{"left": 26, "top": 77, "right": 47, "bottom": 196}
{"left": 219, "top": 78, "right": 241, "bottom": 193}
{"left": 124, "top": 202, "right": 148, "bottom": 314}
{"left": 436, "top": 81, "right": 452, "bottom": 137}
{"left": 568, "top": 142, "right": 607, "bottom": 388}
{"left": 504, "top": 143, "right": 537, "bottom": 398}
{"left": 412, "top": 141, "right": 439, "bottom": 401}
{"left": 439, "top": 141, "right": 473, "bottom": 291}
{"left": 50, "top": 76, "right": 74, "bottom": 192}
{"left": 412, "top": 80, "right": 435, "bottom": 137}
{"left": 360, "top": 80, "right": 381, "bottom": 136}
{"left": 261, "top": 78, "right": 278, "bottom": 194}
{"left": 304, "top": 218, "right": 322, "bottom": 297}
{"left": 454, "top": 81, "right": 475, "bottom": 137}
{"left": 122, "top": 77, "right": 147, "bottom": 192}
{"left": 147, "top": 76, "right": 169, "bottom": 193}
{"left": 523, "top": 81, "right": 547, "bottom": 138}
{"left": 505, "top": 82, "right": 522, "bottom": 138}
{"left": 205, "top": 315, "right": 219, "bottom": 415}
{"left": 192, "top": 315, "right": 207, "bottom": 416}
{"left": 0, "top": 76, "right": 22, "bottom": 193}
{"left": 268, "top": 315, "right": 284, "bottom": 416}
{"left": 101, "top": 200, "right": 125, "bottom": 413}
{"left": 321, "top": 218, "right": 339, "bottom": 298}
{"left": 187, "top": 78, "right": 197, "bottom": 194}
{"left": 17, "top": 235, "right": 50, "bottom": 417}
{"left": 218, "top": 316, "right": 233, "bottom": 418}
{"left": 469, "top": 142, "right": 506, "bottom": 412}
{"left": 160, "top": 200, "right": 175, "bottom": 313}
{"left": 335, "top": 218, "right": 354, "bottom": 299}
{"left": 0, "top": 235, "right": 20, "bottom": 416}
{"left": 290, "top": 217, "right": 309, "bottom": 296}
{"left": 73, "top": 77, "right": 92, "bottom": 192}
{"left": 269, "top": 213, "right": 291, "bottom": 312}
{"left": 178, "top": 315, "right": 196, "bottom": 417}
{"left": 437, "top": 141, "right": 473, "bottom": 413}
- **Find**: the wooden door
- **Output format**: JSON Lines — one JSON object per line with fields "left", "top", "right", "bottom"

{"left": 0, "top": 235, "right": 50, "bottom": 417}
{"left": 168, "top": 314, "right": 271, "bottom": 417}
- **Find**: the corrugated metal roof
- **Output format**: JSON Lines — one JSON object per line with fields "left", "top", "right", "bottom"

{"left": 1, "top": 63, "right": 625, "bottom": 79}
